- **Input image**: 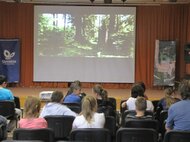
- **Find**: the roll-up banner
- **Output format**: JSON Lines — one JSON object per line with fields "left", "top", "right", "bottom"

{"left": 0, "top": 39, "right": 20, "bottom": 83}
{"left": 154, "top": 40, "right": 176, "bottom": 86}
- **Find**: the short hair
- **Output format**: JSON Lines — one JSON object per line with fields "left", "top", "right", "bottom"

{"left": 178, "top": 79, "right": 190, "bottom": 100}
{"left": 0, "top": 75, "right": 7, "bottom": 85}
{"left": 51, "top": 91, "right": 64, "bottom": 102}
{"left": 24, "top": 96, "right": 41, "bottom": 118}
{"left": 131, "top": 84, "right": 144, "bottom": 98}
{"left": 136, "top": 81, "right": 146, "bottom": 93}
{"left": 135, "top": 97, "right": 147, "bottom": 111}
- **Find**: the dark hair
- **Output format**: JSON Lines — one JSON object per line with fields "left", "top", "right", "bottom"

{"left": 131, "top": 84, "right": 144, "bottom": 98}
{"left": 51, "top": 91, "right": 64, "bottom": 102}
{"left": 136, "top": 81, "right": 146, "bottom": 93}
{"left": 178, "top": 79, "right": 190, "bottom": 100}
{"left": 0, "top": 75, "right": 7, "bottom": 85}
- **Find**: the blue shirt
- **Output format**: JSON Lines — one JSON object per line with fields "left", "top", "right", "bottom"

{"left": 0, "top": 88, "right": 14, "bottom": 100}
{"left": 64, "top": 93, "right": 81, "bottom": 104}
{"left": 166, "top": 100, "right": 190, "bottom": 131}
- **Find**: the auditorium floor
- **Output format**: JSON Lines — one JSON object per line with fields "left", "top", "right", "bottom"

{"left": 10, "top": 87, "right": 165, "bottom": 110}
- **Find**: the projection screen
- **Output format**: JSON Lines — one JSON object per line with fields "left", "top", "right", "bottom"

{"left": 34, "top": 5, "right": 136, "bottom": 83}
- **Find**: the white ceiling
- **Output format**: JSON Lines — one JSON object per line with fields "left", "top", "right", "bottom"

{"left": 1, "top": 0, "right": 190, "bottom": 4}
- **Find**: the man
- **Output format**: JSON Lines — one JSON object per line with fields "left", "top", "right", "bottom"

{"left": 166, "top": 79, "right": 190, "bottom": 131}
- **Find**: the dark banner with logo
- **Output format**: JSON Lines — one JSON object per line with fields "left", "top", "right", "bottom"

{"left": 0, "top": 39, "right": 20, "bottom": 83}
{"left": 154, "top": 40, "right": 176, "bottom": 86}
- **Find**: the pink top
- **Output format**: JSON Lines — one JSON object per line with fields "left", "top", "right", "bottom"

{"left": 19, "top": 118, "right": 47, "bottom": 129}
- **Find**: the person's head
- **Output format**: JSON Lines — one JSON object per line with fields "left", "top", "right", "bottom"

{"left": 51, "top": 91, "right": 64, "bottom": 103}
{"left": 92, "top": 84, "right": 107, "bottom": 100}
{"left": 164, "top": 87, "right": 175, "bottom": 97}
{"left": 24, "top": 96, "right": 41, "bottom": 118}
{"left": 136, "top": 81, "right": 146, "bottom": 93}
{"left": 131, "top": 84, "right": 145, "bottom": 98}
{"left": 0, "top": 75, "right": 7, "bottom": 87}
{"left": 178, "top": 79, "right": 190, "bottom": 100}
{"left": 69, "top": 82, "right": 81, "bottom": 95}
{"left": 81, "top": 95, "right": 97, "bottom": 123}
{"left": 135, "top": 97, "right": 147, "bottom": 112}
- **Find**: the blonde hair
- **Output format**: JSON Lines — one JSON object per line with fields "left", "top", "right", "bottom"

{"left": 164, "top": 87, "right": 175, "bottom": 109}
{"left": 24, "top": 96, "right": 41, "bottom": 118}
{"left": 81, "top": 95, "right": 97, "bottom": 123}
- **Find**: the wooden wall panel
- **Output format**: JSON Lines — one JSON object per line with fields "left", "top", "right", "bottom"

{"left": 0, "top": 2, "right": 190, "bottom": 89}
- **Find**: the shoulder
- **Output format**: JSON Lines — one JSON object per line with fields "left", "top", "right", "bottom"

{"left": 94, "top": 112, "right": 105, "bottom": 118}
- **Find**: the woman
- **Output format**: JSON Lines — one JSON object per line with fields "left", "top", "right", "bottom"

{"left": 19, "top": 96, "right": 47, "bottom": 129}
{"left": 72, "top": 95, "right": 105, "bottom": 129}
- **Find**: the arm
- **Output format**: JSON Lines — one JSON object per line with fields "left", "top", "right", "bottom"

{"left": 165, "top": 107, "right": 174, "bottom": 131}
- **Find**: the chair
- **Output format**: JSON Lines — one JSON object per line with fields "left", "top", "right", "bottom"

{"left": 164, "top": 130, "right": 190, "bottom": 142}
{"left": 14, "top": 96, "right": 21, "bottom": 109}
{"left": 70, "top": 128, "right": 111, "bottom": 142}
{"left": 2, "top": 141, "right": 43, "bottom": 142}
{"left": 121, "top": 110, "right": 154, "bottom": 127}
{"left": 13, "top": 128, "right": 55, "bottom": 142}
{"left": 116, "top": 128, "right": 158, "bottom": 142}
{"left": 63, "top": 103, "right": 81, "bottom": 114}
{"left": 159, "top": 110, "right": 168, "bottom": 138}
{"left": 124, "top": 119, "right": 159, "bottom": 131}
{"left": 0, "top": 101, "right": 19, "bottom": 129}
{"left": 105, "top": 116, "right": 117, "bottom": 139}
{"left": 151, "top": 100, "right": 159, "bottom": 112}
{"left": 45, "top": 115, "right": 75, "bottom": 140}
{"left": 108, "top": 97, "right": 117, "bottom": 111}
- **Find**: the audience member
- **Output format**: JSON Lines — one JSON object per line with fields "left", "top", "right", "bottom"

{"left": 40, "top": 91, "right": 77, "bottom": 117}
{"left": 158, "top": 87, "right": 179, "bottom": 110}
{"left": 72, "top": 95, "right": 105, "bottom": 129}
{"left": 126, "top": 97, "right": 153, "bottom": 120}
{"left": 121, "top": 84, "right": 154, "bottom": 111}
{"left": 19, "top": 96, "right": 47, "bottom": 129}
{"left": 136, "top": 81, "right": 148, "bottom": 100}
{"left": 0, "top": 75, "right": 21, "bottom": 117}
{"left": 166, "top": 79, "right": 190, "bottom": 131}
{"left": 64, "top": 82, "right": 82, "bottom": 104}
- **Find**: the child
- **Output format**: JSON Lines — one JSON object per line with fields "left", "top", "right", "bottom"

{"left": 19, "top": 96, "right": 47, "bottom": 129}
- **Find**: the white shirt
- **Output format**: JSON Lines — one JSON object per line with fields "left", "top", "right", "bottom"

{"left": 126, "top": 97, "right": 154, "bottom": 111}
{"left": 72, "top": 112, "right": 105, "bottom": 129}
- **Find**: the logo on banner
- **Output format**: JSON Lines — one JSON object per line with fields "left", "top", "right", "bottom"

{"left": 2, "top": 49, "right": 16, "bottom": 65}
{"left": 4, "top": 50, "right": 15, "bottom": 60}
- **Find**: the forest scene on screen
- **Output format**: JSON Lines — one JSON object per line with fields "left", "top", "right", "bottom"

{"left": 36, "top": 13, "right": 135, "bottom": 58}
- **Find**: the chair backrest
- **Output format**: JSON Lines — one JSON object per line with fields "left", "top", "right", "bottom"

{"left": 104, "top": 116, "right": 117, "bottom": 137}
{"left": 151, "top": 100, "right": 159, "bottom": 112}
{"left": 45, "top": 115, "right": 75, "bottom": 140}
{"left": 124, "top": 119, "right": 159, "bottom": 131}
{"left": 159, "top": 110, "right": 168, "bottom": 137}
{"left": 13, "top": 128, "right": 54, "bottom": 142}
{"left": 14, "top": 96, "right": 20, "bottom": 109}
{"left": 63, "top": 103, "right": 81, "bottom": 114}
{"left": 0, "top": 101, "right": 15, "bottom": 119}
{"left": 2, "top": 140, "right": 43, "bottom": 142}
{"left": 117, "top": 128, "right": 158, "bottom": 142}
{"left": 108, "top": 97, "right": 117, "bottom": 111}
{"left": 164, "top": 131, "right": 190, "bottom": 142}
{"left": 122, "top": 110, "right": 154, "bottom": 127}
{"left": 0, "top": 123, "right": 7, "bottom": 141}
{"left": 70, "top": 128, "right": 111, "bottom": 142}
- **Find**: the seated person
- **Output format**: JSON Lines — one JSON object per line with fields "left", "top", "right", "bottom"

{"left": 92, "top": 84, "right": 115, "bottom": 117}
{"left": 166, "top": 79, "right": 190, "bottom": 131}
{"left": 0, "top": 75, "right": 22, "bottom": 117}
{"left": 72, "top": 95, "right": 105, "bottom": 129}
{"left": 158, "top": 87, "right": 179, "bottom": 110}
{"left": 40, "top": 91, "right": 77, "bottom": 118}
{"left": 122, "top": 84, "right": 154, "bottom": 111}
{"left": 126, "top": 97, "right": 153, "bottom": 120}
{"left": 66, "top": 80, "right": 86, "bottom": 99}
{"left": 19, "top": 96, "right": 47, "bottom": 129}
{"left": 64, "top": 82, "right": 82, "bottom": 104}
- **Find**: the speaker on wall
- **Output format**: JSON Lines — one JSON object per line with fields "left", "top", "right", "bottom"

{"left": 184, "top": 43, "right": 190, "bottom": 63}
{"left": 104, "top": 0, "right": 112, "bottom": 4}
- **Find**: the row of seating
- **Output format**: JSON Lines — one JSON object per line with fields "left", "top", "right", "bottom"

{"left": 4, "top": 127, "right": 190, "bottom": 142}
